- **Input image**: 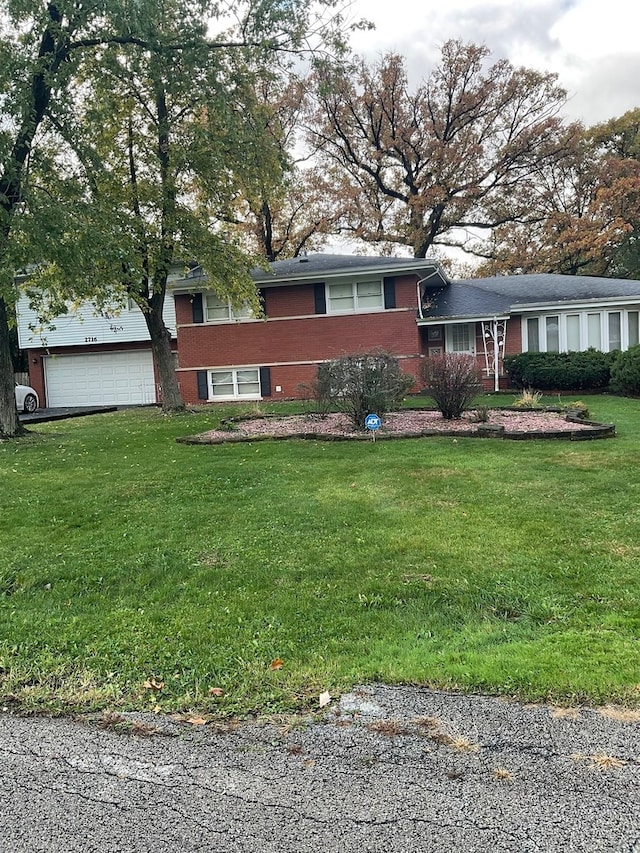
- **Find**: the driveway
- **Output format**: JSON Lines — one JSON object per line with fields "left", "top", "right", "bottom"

{"left": 19, "top": 406, "right": 118, "bottom": 424}
{"left": 1, "top": 684, "right": 638, "bottom": 852}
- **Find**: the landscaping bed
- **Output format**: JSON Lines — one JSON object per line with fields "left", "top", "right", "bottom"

{"left": 178, "top": 408, "right": 615, "bottom": 444}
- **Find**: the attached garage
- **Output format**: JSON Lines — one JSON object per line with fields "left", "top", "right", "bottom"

{"left": 44, "top": 350, "right": 156, "bottom": 407}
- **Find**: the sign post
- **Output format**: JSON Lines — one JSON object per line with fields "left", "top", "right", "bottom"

{"left": 364, "top": 413, "right": 382, "bottom": 441}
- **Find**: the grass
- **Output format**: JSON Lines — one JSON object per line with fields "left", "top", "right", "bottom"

{"left": 0, "top": 394, "right": 639, "bottom": 716}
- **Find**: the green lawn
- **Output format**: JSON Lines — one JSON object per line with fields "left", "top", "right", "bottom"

{"left": 1, "top": 394, "right": 638, "bottom": 715}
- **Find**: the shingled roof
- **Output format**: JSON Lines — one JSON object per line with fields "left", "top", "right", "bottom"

{"left": 250, "top": 254, "right": 447, "bottom": 285}
{"left": 421, "top": 273, "right": 640, "bottom": 321}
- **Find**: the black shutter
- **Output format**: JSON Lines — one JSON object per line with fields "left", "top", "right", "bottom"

{"left": 259, "top": 366, "right": 272, "bottom": 397}
{"left": 383, "top": 277, "right": 396, "bottom": 309}
{"left": 192, "top": 293, "right": 204, "bottom": 323}
{"left": 196, "top": 370, "right": 208, "bottom": 400}
{"left": 314, "top": 283, "right": 326, "bottom": 314}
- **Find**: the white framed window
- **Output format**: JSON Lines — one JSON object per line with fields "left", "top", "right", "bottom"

{"left": 546, "top": 316, "right": 560, "bottom": 352}
{"left": 522, "top": 308, "right": 640, "bottom": 353}
{"left": 209, "top": 368, "right": 260, "bottom": 400}
{"left": 608, "top": 312, "right": 621, "bottom": 351}
{"left": 326, "top": 280, "right": 383, "bottom": 313}
{"left": 205, "top": 292, "right": 253, "bottom": 323}
{"left": 446, "top": 323, "right": 475, "bottom": 354}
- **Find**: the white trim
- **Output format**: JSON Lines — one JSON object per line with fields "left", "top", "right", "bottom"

{"left": 207, "top": 367, "right": 261, "bottom": 401}
{"left": 325, "top": 278, "right": 384, "bottom": 314}
{"left": 445, "top": 323, "right": 476, "bottom": 355}
{"left": 177, "top": 353, "right": 419, "bottom": 372}
{"left": 521, "top": 307, "right": 640, "bottom": 353}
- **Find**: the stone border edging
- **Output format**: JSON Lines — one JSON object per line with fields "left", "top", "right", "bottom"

{"left": 176, "top": 408, "right": 615, "bottom": 445}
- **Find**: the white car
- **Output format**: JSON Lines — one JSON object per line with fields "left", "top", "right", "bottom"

{"left": 15, "top": 383, "right": 39, "bottom": 413}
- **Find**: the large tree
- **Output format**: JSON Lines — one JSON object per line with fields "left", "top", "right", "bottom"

{"left": 475, "top": 119, "right": 640, "bottom": 277}
{"left": 0, "top": 0, "right": 356, "bottom": 435}
{"left": 307, "top": 41, "right": 574, "bottom": 258}
{"left": 226, "top": 75, "right": 343, "bottom": 261}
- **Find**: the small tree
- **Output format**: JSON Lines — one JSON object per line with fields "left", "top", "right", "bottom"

{"left": 318, "top": 350, "right": 414, "bottom": 429}
{"left": 421, "top": 354, "right": 483, "bottom": 419}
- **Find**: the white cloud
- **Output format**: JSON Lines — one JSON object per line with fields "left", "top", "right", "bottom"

{"left": 347, "top": 0, "right": 640, "bottom": 125}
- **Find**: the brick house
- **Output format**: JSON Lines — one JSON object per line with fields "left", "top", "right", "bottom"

{"left": 17, "top": 254, "right": 640, "bottom": 406}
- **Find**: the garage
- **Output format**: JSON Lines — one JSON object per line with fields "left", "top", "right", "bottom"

{"left": 44, "top": 351, "right": 156, "bottom": 407}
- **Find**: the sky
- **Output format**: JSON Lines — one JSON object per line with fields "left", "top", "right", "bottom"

{"left": 345, "top": 0, "right": 640, "bottom": 126}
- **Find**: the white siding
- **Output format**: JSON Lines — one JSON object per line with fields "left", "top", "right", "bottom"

{"left": 16, "top": 294, "right": 176, "bottom": 349}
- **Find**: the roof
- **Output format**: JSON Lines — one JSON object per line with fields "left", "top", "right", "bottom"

{"left": 172, "top": 253, "right": 449, "bottom": 290}
{"left": 250, "top": 254, "right": 447, "bottom": 284}
{"left": 421, "top": 273, "right": 640, "bottom": 321}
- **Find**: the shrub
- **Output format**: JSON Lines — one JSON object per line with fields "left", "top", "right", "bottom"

{"left": 610, "top": 344, "right": 640, "bottom": 396}
{"left": 297, "top": 377, "right": 332, "bottom": 419}
{"left": 420, "top": 354, "right": 483, "bottom": 419}
{"left": 503, "top": 350, "right": 614, "bottom": 390}
{"left": 317, "top": 350, "right": 415, "bottom": 429}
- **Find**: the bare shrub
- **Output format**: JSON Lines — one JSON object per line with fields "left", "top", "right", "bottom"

{"left": 318, "top": 350, "right": 415, "bottom": 430}
{"left": 421, "top": 354, "right": 483, "bottom": 419}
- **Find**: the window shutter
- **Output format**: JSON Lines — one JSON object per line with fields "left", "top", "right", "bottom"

{"left": 196, "top": 370, "right": 208, "bottom": 400}
{"left": 314, "top": 283, "right": 327, "bottom": 314}
{"left": 259, "top": 366, "right": 272, "bottom": 397}
{"left": 383, "top": 277, "right": 396, "bottom": 309}
{"left": 192, "top": 293, "right": 204, "bottom": 323}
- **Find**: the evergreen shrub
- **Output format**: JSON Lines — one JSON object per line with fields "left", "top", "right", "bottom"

{"left": 503, "top": 350, "right": 614, "bottom": 390}
{"left": 610, "top": 344, "right": 640, "bottom": 396}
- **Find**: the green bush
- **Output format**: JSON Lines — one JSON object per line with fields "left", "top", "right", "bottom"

{"left": 610, "top": 344, "right": 640, "bottom": 396}
{"left": 504, "top": 350, "right": 614, "bottom": 391}
{"left": 317, "top": 350, "right": 415, "bottom": 429}
{"left": 420, "top": 353, "right": 483, "bottom": 419}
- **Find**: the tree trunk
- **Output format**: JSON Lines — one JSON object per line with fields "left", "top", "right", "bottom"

{"left": 143, "top": 299, "right": 185, "bottom": 413}
{"left": 0, "top": 296, "right": 24, "bottom": 438}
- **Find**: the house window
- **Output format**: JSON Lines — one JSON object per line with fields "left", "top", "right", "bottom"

{"left": 586, "top": 313, "right": 601, "bottom": 349}
{"left": 566, "top": 314, "right": 581, "bottom": 351}
{"left": 447, "top": 323, "right": 475, "bottom": 354}
{"left": 326, "top": 280, "right": 383, "bottom": 313}
{"left": 523, "top": 308, "right": 640, "bottom": 353}
{"left": 629, "top": 312, "right": 639, "bottom": 347}
{"left": 608, "top": 312, "right": 621, "bottom": 351}
{"left": 546, "top": 316, "right": 560, "bottom": 352}
{"left": 209, "top": 368, "right": 260, "bottom": 399}
{"left": 205, "top": 292, "right": 253, "bottom": 322}
{"left": 527, "top": 318, "right": 540, "bottom": 352}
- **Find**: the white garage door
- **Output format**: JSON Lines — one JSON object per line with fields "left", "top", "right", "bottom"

{"left": 45, "top": 351, "right": 156, "bottom": 406}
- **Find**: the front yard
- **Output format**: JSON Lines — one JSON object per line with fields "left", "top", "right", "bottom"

{"left": 0, "top": 394, "right": 638, "bottom": 716}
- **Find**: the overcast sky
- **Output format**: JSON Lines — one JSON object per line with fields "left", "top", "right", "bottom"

{"left": 346, "top": 0, "right": 640, "bottom": 126}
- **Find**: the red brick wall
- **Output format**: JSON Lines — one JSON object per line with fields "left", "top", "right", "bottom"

{"left": 175, "top": 276, "right": 424, "bottom": 402}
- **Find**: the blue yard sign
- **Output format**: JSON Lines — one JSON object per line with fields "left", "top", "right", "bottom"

{"left": 365, "top": 413, "right": 381, "bottom": 440}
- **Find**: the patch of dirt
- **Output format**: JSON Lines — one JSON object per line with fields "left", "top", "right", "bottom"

{"left": 185, "top": 409, "right": 610, "bottom": 444}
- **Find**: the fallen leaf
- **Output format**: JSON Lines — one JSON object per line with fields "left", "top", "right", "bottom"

{"left": 208, "top": 687, "right": 224, "bottom": 697}
{"left": 319, "top": 691, "right": 331, "bottom": 708}
{"left": 270, "top": 658, "right": 284, "bottom": 670}
{"left": 186, "top": 716, "right": 207, "bottom": 726}
{"left": 143, "top": 678, "right": 164, "bottom": 691}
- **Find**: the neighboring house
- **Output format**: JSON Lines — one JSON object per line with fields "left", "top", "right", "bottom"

{"left": 17, "top": 291, "right": 177, "bottom": 407}
{"left": 17, "top": 254, "right": 640, "bottom": 406}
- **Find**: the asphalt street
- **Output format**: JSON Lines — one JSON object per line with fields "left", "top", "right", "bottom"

{"left": 1, "top": 684, "right": 638, "bottom": 852}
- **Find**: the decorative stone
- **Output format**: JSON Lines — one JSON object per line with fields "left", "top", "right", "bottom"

{"left": 477, "top": 423, "right": 505, "bottom": 437}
